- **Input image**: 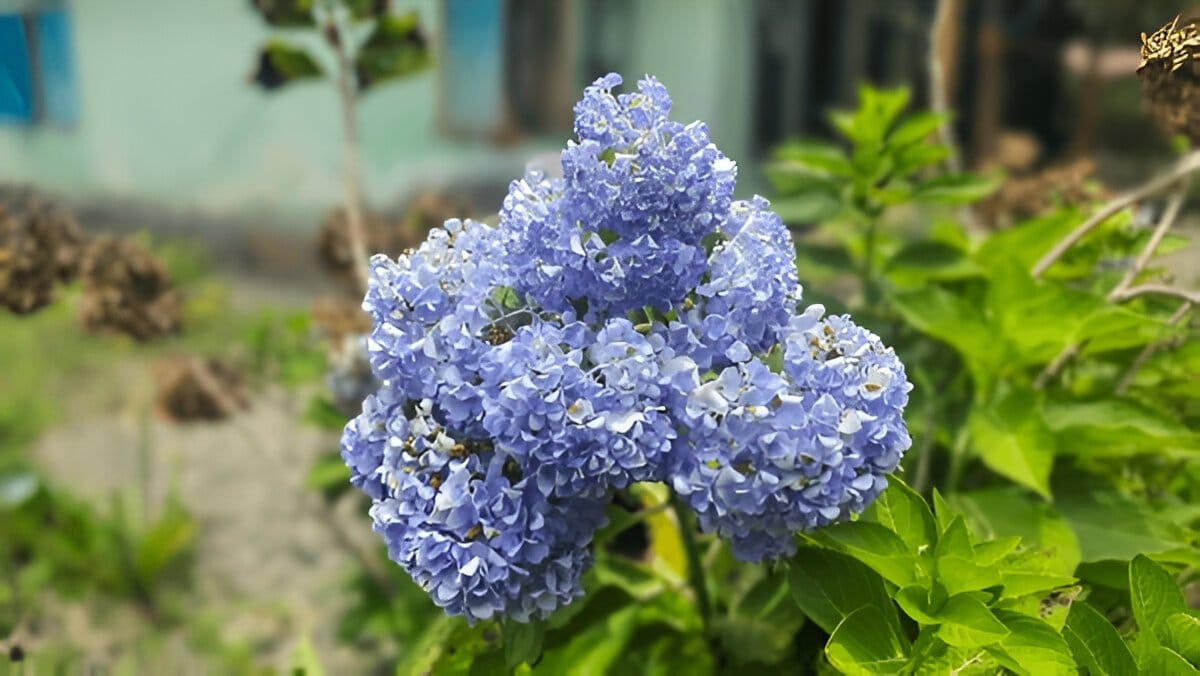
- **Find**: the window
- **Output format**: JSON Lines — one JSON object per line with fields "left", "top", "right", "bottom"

{"left": 438, "top": 0, "right": 574, "bottom": 142}
{"left": 0, "top": 5, "right": 78, "bottom": 127}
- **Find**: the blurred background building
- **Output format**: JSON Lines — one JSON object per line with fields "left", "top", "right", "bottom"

{"left": 0, "top": 0, "right": 1190, "bottom": 226}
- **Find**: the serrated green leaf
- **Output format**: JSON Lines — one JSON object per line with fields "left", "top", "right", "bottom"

{"left": 1063, "top": 602, "right": 1138, "bottom": 676}
{"left": 1130, "top": 555, "right": 1188, "bottom": 647}
{"left": 935, "top": 595, "right": 1010, "bottom": 648}
{"left": 890, "top": 286, "right": 1002, "bottom": 383}
{"left": 787, "top": 546, "right": 901, "bottom": 636}
{"left": 825, "top": 606, "right": 910, "bottom": 675}
{"left": 987, "top": 610, "right": 1075, "bottom": 676}
{"left": 811, "top": 522, "right": 924, "bottom": 587}
{"left": 863, "top": 477, "right": 938, "bottom": 554}
{"left": 973, "top": 537, "right": 1021, "bottom": 567}
{"left": 950, "top": 489, "right": 1080, "bottom": 576}
{"left": 968, "top": 387, "right": 1055, "bottom": 498}
{"left": 1057, "top": 493, "right": 1191, "bottom": 563}
{"left": 1143, "top": 646, "right": 1199, "bottom": 673}
{"left": 936, "top": 518, "right": 1002, "bottom": 595}
{"left": 1164, "top": 613, "right": 1200, "bottom": 666}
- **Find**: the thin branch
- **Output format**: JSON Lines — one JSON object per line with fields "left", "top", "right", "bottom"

{"left": 1109, "top": 180, "right": 1189, "bottom": 301}
{"left": 328, "top": 22, "right": 371, "bottom": 294}
{"left": 1034, "top": 342, "right": 1082, "bottom": 390}
{"left": 1117, "top": 302, "right": 1193, "bottom": 394}
{"left": 1110, "top": 284, "right": 1200, "bottom": 305}
{"left": 1032, "top": 150, "right": 1200, "bottom": 279}
{"left": 929, "top": 0, "right": 963, "bottom": 173}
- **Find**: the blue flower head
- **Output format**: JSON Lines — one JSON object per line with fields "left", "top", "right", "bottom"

{"left": 340, "top": 73, "right": 912, "bottom": 622}
{"left": 501, "top": 74, "right": 738, "bottom": 319}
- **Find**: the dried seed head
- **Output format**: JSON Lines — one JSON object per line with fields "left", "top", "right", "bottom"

{"left": 1138, "top": 15, "right": 1200, "bottom": 144}
{"left": 0, "top": 186, "right": 86, "bottom": 315}
{"left": 77, "top": 236, "right": 181, "bottom": 341}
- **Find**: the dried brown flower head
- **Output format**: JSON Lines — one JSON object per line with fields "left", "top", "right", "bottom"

{"left": 77, "top": 236, "right": 181, "bottom": 341}
{"left": 154, "top": 356, "right": 250, "bottom": 422}
{"left": 0, "top": 186, "right": 87, "bottom": 314}
{"left": 1139, "top": 15, "right": 1200, "bottom": 144}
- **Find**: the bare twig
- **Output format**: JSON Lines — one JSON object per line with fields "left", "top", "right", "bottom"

{"left": 1032, "top": 150, "right": 1200, "bottom": 279}
{"left": 1118, "top": 302, "right": 1193, "bottom": 394}
{"left": 1110, "top": 284, "right": 1200, "bottom": 305}
{"left": 1033, "top": 342, "right": 1083, "bottom": 390}
{"left": 1109, "top": 181, "right": 1189, "bottom": 301}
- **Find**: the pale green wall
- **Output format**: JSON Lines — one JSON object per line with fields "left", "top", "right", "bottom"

{"left": 0, "top": 0, "right": 758, "bottom": 218}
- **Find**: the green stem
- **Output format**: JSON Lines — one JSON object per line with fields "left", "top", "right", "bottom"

{"left": 671, "top": 497, "right": 711, "bottom": 630}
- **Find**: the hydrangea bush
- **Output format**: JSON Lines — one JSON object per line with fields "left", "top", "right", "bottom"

{"left": 340, "top": 74, "right": 912, "bottom": 623}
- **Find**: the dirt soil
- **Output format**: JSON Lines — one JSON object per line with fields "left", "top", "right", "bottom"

{"left": 27, "top": 279, "right": 383, "bottom": 674}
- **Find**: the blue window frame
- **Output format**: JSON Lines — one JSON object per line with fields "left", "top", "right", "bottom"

{"left": 0, "top": 7, "right": 78, "bottom": 127}
{"left": 0, "top": 14, "right": 34, "bottom": 123}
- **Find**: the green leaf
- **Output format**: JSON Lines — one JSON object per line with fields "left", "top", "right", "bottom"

{"left": 968, "top": 386, "right": 1055, "bottom": 498}
{"left": 825, "top": 606, "right": 910, "bottom": 675}
{"left": 884, "top": 240, "right": 985, "bottom": 287}
{"left": 355, "top": 12, "right": 430, "bottom": 92}
{"left": 770, "top": 193, "right": 844, "bottom": 224}
{"left": 1057, "top": 492, "right": 1191, "bottom": 563}
{"left": 935, "top": 518, "right": 1002, "bottom": 595}
{"left": 1130, "top": 555, "right": 1188, "bottom": 645}
{"left": 306, "top": 454, "right": 352, "bottom": 499}
{"left": 1044, "top": 398, "right": 1198, "bottom": 459}
{"left": 988, "top": 610, "right": 1076, "bottom": 676}
{"left": 1143, "top": 646, "right": 1199, "bottom": 673}
{"left": 950, "top": 488, "right": 1081, "bottom": 576}
{"left": 303, "top": 396, "right": 350, "bottom": 430}
{"left": 912, "top": 173, "right": 999, "bottom": 205}
{"left": 787, "top": 546, "right": 901, "bottom": 637}
{"left": 1063, "top": 602, "right": 1138, "bottom": 676}
{"left": 345, "top": 0, "right": 388, "bottom": 19}
{"left": 972, "top": 208, "right": 1083, "bottom": 271}
{"left": 290, "top": 634, "right": 326, "bottom": 676}
{"left": 252, "top": 40, "right": 324, "bottom": 91}
{"left": 1164, "top": 613, "right": 1200, "bottom": 666}
{"left": 863, "top": 477, "right": 938, "bottom": 554}
{"left": 504, "top": 619, "right": 545, "bottom": 670}
{"left": 972, "top": 537, "right": 1021, "bottom": 566}
{"left": 886, "top": 111, "right": 948, "bottom": 149}
{"left": 890, "top": 285, "right": 1002, "bottom": 383}
{"left": 935, "top": 595, "right": 1011, "bottom": 648}
{"left": 716, "top": 569, "right": 804, "bottom": 666}
{"left": 811, "top": 522, "right": 923, "bottom": 587}
{"left": 250, "top": 0, "right": 315, "bottom": 27}
{"left": 772, "top": 140, "right": 854, "bottom": 177}
{"left": 133, "top": 502, "right": 196, "bottom": 588}
{"left": 931, "top": 488, "right": 956, "bottom": 534}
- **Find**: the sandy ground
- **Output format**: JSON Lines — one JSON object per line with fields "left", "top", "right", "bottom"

{"left": 25, "top": 279, "right": 386, "bottom": 673}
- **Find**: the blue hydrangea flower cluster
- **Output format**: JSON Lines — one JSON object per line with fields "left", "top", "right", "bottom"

{"left": 341, "top": 74, "right": 912, "bottom": 623}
